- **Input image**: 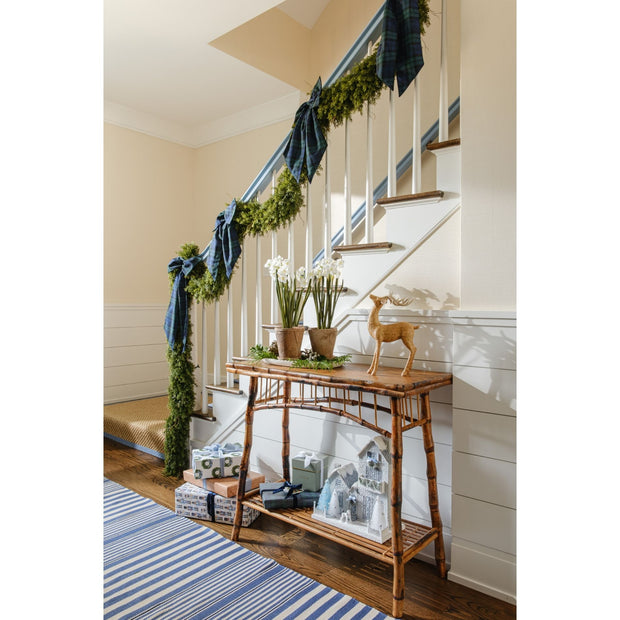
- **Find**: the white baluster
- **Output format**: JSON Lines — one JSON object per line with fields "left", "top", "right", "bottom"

{"left": 240, "top": 245, "right": 247, "bottom": 357}
{"left": 412, "top": 77, "right": 421, "bottom": 194}
{"left": 213, "top": 300, "right": 221, "bottom": 386}
{"left": 305, "top": 182, "right": 313, "bottom": 270}
{"left": 288, "top": 222, "right": 294, "bottom": 272}
{"left": 323, "top": 141, "right": 332, "bottom": 257}
{"left": 227, "top": 285, "right": 234, "bottom": 388}
{"left": 365, "top": 95, "right": 374, "bottom": 243}
{"left": 255, "top": 232, "right": 262, "bottom": 346}
{"left": 388, "top": 89, "right": 397, "bottom": 197}
{"left": 344, "top": 118, "right": 351, "bottom": 245}
{"left": 201, "top": 301, "right": 208, "bottom": 413}
{"left": 439, "top": 0, "right": 449, "bottom": 142}
{"left": 270, "top": 169, "right": 278, "bottom": 324}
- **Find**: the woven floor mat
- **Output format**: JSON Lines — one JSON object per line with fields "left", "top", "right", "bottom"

{"left": 104, "top": 396, "right": 168, "bottom": 456}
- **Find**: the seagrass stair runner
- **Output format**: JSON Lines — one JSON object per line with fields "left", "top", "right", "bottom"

{"left": 103, "top": 397, "right": 168, "bottom": 458}
{"left": 103, "top": 479, "right": 389, "bottom": 620}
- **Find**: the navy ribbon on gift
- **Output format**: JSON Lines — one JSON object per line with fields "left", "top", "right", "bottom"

{"left": 269, "top": 481, "right": 302, "bottom": 498}
{"left": 283, "top": 78, "right": 327, "bottom": 183}
{"left": 206, "top": 199, "right": 241, "bottom": 281}
{"left": 206, "top": 491, "right": 216, "bottom": 521}
{"left": 164, "top": 255, "right": 203, "bottom": 351}
{"left": 376, "top": 0, "right": 425, "bottom": 96}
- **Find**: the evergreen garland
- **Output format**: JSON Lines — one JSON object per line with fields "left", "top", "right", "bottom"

{"left": 164, "top": 5, "right": 432, "bottom": 476}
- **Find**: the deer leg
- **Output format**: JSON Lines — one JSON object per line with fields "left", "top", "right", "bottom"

{"left": 368, "top": 341, "right": 382, "bottom": 375}
{"left": 401, "top": 337, "right": 417, "bottom": 376}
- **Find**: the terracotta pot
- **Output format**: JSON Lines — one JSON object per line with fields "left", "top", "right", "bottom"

{"left": 274, "top": 326, "right": 305, "bottom": 359}
{"left": 308, "top": 327, "right": 338, "bottom": 359}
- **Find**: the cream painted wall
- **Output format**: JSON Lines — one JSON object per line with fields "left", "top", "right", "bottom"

{"left": 459, "top": 0, "right": 516, "bottom": 310}
{"left": 104, "top": 123, "right": 196, "bottom": 304}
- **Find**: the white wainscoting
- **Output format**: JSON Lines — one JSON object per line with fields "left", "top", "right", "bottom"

{"left": 448, "top": 311, "right": 516, "bottom": 604}
{"left": 104, "top": 305, "right": 170, "bottom": 403}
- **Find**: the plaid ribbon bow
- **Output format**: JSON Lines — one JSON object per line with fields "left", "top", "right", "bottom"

{"left": 283, "top": 77, "right": 327, "bottom": 183}
{"left": 269, "top": 481, "right": 303, "bottom": 498}
{"left": 376, "top": 0, "right": 424, "bottom": 96}
{"left": 164, "top": 255, "right": 203, "bottom": 350}
{"left": 206, "top": 199, "right": 241, "bottom": 280}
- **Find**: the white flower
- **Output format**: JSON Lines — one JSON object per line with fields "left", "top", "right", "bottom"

{"left": 277, "top": 262, "right": 289, "bottom": 283}
{"left": 265, "top": 256, "right": 289, "bottom": 281}
{"left": 296, "top": 266, "right": 310, "bottom": 287}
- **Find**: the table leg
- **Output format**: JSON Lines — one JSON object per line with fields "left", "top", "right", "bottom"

{"left": 390, "top": 397, "right": 404, "bottom": 619}
{"left": 420, "top": 392, "right": 446, "bottom": 578}
{"left": 282, "top": 380, "right": 291, "bottom": 481}
{"left": 231, "top": 375, "right": 257, "bottom": 542}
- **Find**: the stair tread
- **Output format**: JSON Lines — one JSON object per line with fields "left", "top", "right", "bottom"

{"left": 206, "top": 382, "right": 243, "bottom": 395}
{"left": 333, "top": 242, "right": 393, "bottom": 252}
{"left": 425, "top": 138, "right": 461, "bottom": 151}
{"left": 376, "top": 190, "right": 444, "bottom": 206}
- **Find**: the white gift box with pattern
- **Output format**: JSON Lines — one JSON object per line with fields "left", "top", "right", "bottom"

{"left": 174, "top": 482, "right": 259, "bottom": 527}
{"left": 192, "top": 442, "right": 243, "bottom": 479}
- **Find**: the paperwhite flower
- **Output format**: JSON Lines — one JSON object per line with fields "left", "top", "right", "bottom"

{"left": 296, "top": 266, "right": 310, "bottom": 287}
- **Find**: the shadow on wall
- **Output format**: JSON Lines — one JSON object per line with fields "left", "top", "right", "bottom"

{"left": 385, "top": 284, "right": 460, "bottom": 310}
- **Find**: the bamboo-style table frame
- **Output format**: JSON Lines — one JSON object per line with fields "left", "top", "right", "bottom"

{"left": 227, "top": 360, "right": 452, "bottom": 619}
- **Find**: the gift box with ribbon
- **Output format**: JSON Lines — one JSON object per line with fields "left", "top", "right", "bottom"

{"left": 174, "top": 483, "right": 259, "bottom": 527}
{"left": 182, "top": 469, "right": 265, "bottom": 497}
{"left": 291, "top": 451, "right": 327, "bottom": 492}
{"left": 192, "top": 442, "right": 243, "bottom": 480}
{"left": 259, "top": 481, "right": 321, "bottom": 510}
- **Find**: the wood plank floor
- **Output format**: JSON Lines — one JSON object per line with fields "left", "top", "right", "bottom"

{"left": 104, "top": 438, "right": 516, "bottom": 620}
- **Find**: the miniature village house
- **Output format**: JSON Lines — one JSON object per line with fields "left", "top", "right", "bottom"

{"left": 312, "top": 436, "right": 392, "bottom": 543}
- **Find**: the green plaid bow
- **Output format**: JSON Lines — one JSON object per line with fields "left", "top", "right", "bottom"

{"left": 376, "top": 0, "right": 424, "bottom": 96}
{"left": 206, "top": 199, "right": 241, "bottom": 280}
{"left": 283, "top": 77, "right": 327, "bottom": 183}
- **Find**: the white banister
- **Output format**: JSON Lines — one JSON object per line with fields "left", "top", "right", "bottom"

{"left": 343, "top": 118, "right": 352, "bottom": 245}
{"left": 213, "top": 300, "right": 221, "bottom": 386}
{"left": 240, "top": 245, "right": 247, "bottom": 357}
{"left": 387, "top": 89, "right": 397, "bottom": 197}
{"left": 439, "top": 0, "right": 449, "bottom": 141}
{"left": 270, "top": 169, "right": 278, "bottom": 323}
{"left": 226, "top": 285, "right": 234, "bottom": 388}
{"left": 305, "top": 182, "right": 313, "bottom": 270}
{"left": 201, "top": 302, "right": 208, "bottom": 413}
{"left": 412, "top": 77, "right": 422, "bottom": 194}
{"left": 323, "top": 142, "right": 332, "bottom": 257}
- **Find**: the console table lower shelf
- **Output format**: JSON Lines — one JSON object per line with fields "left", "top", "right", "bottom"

{"left": 243, "top": 495, "right": 440, "bottom": 566}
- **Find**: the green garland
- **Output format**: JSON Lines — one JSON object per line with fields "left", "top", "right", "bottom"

{"left": 164, "top": 6, "right": 431, "bottom": 476}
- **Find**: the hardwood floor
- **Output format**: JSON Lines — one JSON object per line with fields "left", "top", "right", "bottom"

{"left": 104, "top": 438, "right": 516, "bottom": 620}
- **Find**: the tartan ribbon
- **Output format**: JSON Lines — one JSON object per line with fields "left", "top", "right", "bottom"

{"left": 206, "top": 199, "right": 241, "bottom": 280}
{"left": 164, "top": 255, "right": 203, "bottom": 350}
{"left": 376, "top": 0, "right": 424, "bottom": 96}
{"left": 283, "top": 78, "right": 327, "bottom": 183}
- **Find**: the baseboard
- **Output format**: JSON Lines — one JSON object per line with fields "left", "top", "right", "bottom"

{"left": 448, "top": 571, "right": 516, "bottom": 605}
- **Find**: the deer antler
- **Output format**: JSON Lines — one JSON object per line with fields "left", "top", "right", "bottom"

{"left": 387, "top": 295, "right": 411, "bottom": 306}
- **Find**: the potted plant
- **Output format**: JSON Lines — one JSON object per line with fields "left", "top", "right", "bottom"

{"left": 308, "top": 257, "right": 345, "bottom": 359}
{"left": 265, "top": 256, "right": 312, "bottom": 359}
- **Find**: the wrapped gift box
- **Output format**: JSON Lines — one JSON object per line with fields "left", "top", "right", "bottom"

{"left": 259, "top": 482, "right": 321, "bottom": 510}
{"left": 192, "top": 442, "right": 243, "bottom": 479}
{"left": 291, "top": 452, "right": 327, "bottom": 492}
{"left": 183, "top": 469, "right": 265, "bottom": 497}
{"left": 175, "top": 483, "right": 259, "bottom": 527}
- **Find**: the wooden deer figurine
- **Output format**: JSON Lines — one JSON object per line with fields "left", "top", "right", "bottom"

{"left": 367, "top": 294, "right": 420, "bottom": 377}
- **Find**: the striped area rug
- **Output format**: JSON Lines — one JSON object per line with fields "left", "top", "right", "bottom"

{"left": 104, "top": 479, "right": 390, "bottom": 620}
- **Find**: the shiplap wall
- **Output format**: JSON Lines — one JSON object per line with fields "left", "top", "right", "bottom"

{"left": 104, "top": 305, "right": 170, "bottom": 403}
{"left": 448, "top": 312, "right": 516, "bottom": 604}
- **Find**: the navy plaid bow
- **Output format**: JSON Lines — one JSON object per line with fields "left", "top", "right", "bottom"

{"left": 269, "top": 481, "right": 303, "bottom": 498}
{"left": 283, "top": 78, "right": 327, "bottom": 183}
{"left": 376, "top": 0, "right": 424, "bottom": 96}
{"left": 206, "top": 199, "right": 241, "bottom": 280}
{"left": 164, "top": 255, "right": 202, "bottom": 350}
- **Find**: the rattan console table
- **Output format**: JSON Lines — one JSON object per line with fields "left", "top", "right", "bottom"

{"left": 227, "top": 360, "right": 452, "bottom": 619}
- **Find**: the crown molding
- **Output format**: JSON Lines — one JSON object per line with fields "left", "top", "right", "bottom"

{"left": 104, "top": 90, "right": 300, "bottom": 148}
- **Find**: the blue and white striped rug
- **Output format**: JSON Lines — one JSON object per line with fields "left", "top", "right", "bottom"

{"left": 104, "top": 479, "right": 390, "bottom": 620}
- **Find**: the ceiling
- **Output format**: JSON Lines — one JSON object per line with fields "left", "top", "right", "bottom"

{"left": 104, "top": 0, "right": 331, "bottom": 147}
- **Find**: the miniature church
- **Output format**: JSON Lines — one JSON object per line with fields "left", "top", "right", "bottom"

{"left": 312, "top": 435, "right": 392, "bottom": 543}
